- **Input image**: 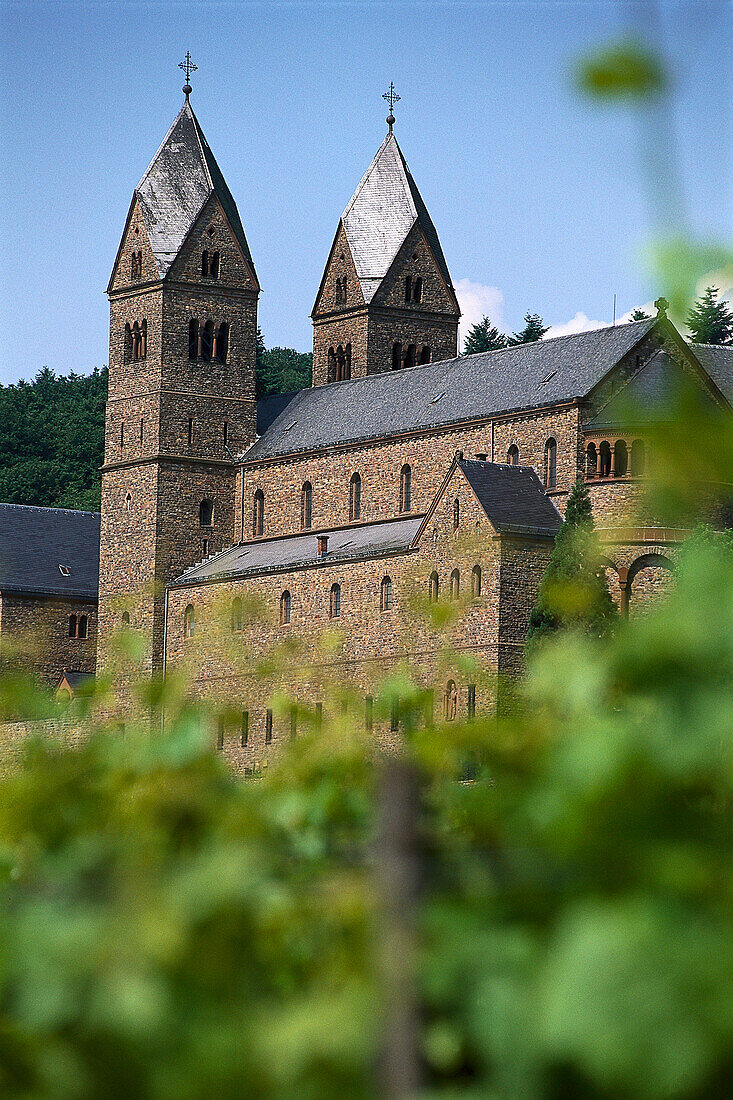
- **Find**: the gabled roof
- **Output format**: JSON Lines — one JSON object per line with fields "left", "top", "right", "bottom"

{"left": 0, "top": 504, "right": 100, "bottom": 600}
{"left": 690, "top": 344, "right": 733, "bottom": 405}
{"left": 341, "top": 132, "right": 454, "bottom": 304}
{"left": 458, "top": 460, "right": 562, "bottom": 535}
{"left": 133, "top": 100, "right": 256, "bottom": 280}
{"left": 242, "top": 319, "right": 657, "bottom": 462}
{"left": 171, "top": 515, "right": 423, "bottom": 587}
{"left": 256, "top": 391, "right": 299, "bottom": 436}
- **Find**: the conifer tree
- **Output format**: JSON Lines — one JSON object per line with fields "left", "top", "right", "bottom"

{"left": 686, "top": 286, "right": 733, "bottom": 345}
{"left": 508, "top": 312, "right": 549, "bottom": 345}
{"left": 463, "top": 316, "right": 507, "bottom": 354}
{"left": 630, "top": 307, "right": 650, "bottom": 321}
{"left": 526, "top": 477, "right": 617, "bottom": 648}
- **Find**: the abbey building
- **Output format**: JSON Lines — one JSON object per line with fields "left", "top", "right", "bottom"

{"left": 2, "top": 88, "right": 732, "bottom": 762}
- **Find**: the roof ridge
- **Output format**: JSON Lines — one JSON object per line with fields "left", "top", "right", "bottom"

{"left": 693, "top": 342, "right": 733, "bottom": 350}
{"left": 457, "top": 317, "right": 655, "bottom": 363}
{"left": 187, "top": 102, "right": 215, "bottom": 191}
{"left": 0, "top": 502, "right": 100, "bottom": 517}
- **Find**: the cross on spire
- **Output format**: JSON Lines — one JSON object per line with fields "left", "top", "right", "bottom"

{"left": 382, "top": 82, "right": 401, "bottom": 132}
{"left": 179, "top": 51, "right": 197, "bottom": 100}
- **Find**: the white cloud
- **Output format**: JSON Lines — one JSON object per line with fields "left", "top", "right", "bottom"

{"left": 454, "top": 279, "right": 505, "bottom": 350}
{"left": 545, "top": 311, "right": 610, "bottom": 339}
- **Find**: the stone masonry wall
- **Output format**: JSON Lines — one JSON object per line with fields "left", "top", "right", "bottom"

{"left": 0, "top": 592, "right": 97, "bottom": 685}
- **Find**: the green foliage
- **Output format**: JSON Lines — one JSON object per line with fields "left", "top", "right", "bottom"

{"left": 686, "top": 286, "right": 733, "bottom": 345}
{"left": 0, "top": 367, "right": 108, "bottom": 511}
{"left": 576, "top": 38, "right": 668, "bottom": 101}
{"left": 630, "top": 307, "right": 651, "bottom": 321}
{"left": 527, "top": 477, "right": 617, "bottom": 649}
{"left": 463, "top": 316, "right": 507, "bottom": 355}
{"left": 256, "top": 329, "right": 312, "bottom": 398}
{"left": 507, "top": 312, "right": 549, "bottom": 346}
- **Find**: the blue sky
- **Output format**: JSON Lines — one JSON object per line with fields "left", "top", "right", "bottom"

{"left": 0, "top": 0, "right": 730, "bottom": 385}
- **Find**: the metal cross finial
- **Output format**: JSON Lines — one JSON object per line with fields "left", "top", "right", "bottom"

{"left": 179, "top": 51, "right": 197, "bottom": 99}
{"left": 382, "top": 82, "right": 401, "bottom": 132}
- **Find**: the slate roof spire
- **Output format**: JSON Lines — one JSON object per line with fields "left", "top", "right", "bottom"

{"left": 131, "top": 98, "right": 256, "bottom": 281}
{"left": 340, "top": 129, "right": 454, "bottom": 304}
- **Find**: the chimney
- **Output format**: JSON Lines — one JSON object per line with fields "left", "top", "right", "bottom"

{"left": 476, "top": 452, "right": 487, "bottom": 462}
{"left": 317, "top": 535, "right": 329, "bottom": 559}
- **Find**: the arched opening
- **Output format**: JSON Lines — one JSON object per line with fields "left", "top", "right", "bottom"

{"left": 412, "top": 277, "right": 422, "bottom": 303}
{"left": 121, "top": 611, "right": 130, "bottom": 626}
{"left": 630, "top": 438, "right": 646, "bottom": 476}
{"left": 403, "top": 344, "right": 416, "bottom": 370}
{"left": 626, "top": 553, "right": 674, "bottom": 617}
{"left": 419, "top": 345, "right": 431, "bottom": 365}
{"left": 453, "top": 497, "right": 460, "bottom": 530}
{"left": 77, "top": 615, "right": 88, "bottom": 639}
{"left": 586, "top": 442, "right": 598, "bottom": 478}
{"left": 199, "top": 499, "right": 214, "bottom": 527}
{"left": 450, "top": 568, "right": 460, "bottom": 601}
{"left": 184, "top": 605, "right": 195, "bottom": 639}
{"left": 336, "top": 344, "right": 347, "bottom": 381}
{"left": 215, "top": 322, "right": 229, "bottom": 364}
{"left": 404, "top": 275, "right": 412, "bottom": 302}
{"left": 429, "top": 572, "right": 439, "bottom": 602}
{"left": 507, "top": 444, "right": 519, "bottom": 466}
{"left": 599, "top": 440, "right": 612, "bottom": 478}
{"left": 444, "top": 679, "right": 458, "bottom": 722}
{"left": 614, "top": 439, "right": 628, "bottom": 477}
{"left": 400, "top": 464, "right": 412, "bottom": 513}
{"left": 380, "top": 575, "right": 393, "bottom": 612}
{"left": 201, "top": 320, "right": 213, "bottom": 362}
{"left": 349, "top": 472, "right": 361, "bottom": 521}
{"left": 253, "top": 489, "right": 264, "bottom": 537}
{"left": 329, "top": 583, "right": 341, "bottom": 619}
{"left": 327, "top": 348, "right": 336, "bottom": 383}
{"left": 392, "top": 342, "right": 403, "bottom": 371}
{"left": 210, "top": 251, "right": 220, "bottom": 279}
{"left": 132, "top": 321, "right": 141, "bottom": 360}
{"left": 231, "top": 597, "right": 243, "bottom": 632}
{"left": 471, "top": 564, "right": 482, "bottom": 598}
{"left": 301, "top": 481, "right": 312, "bottom": 529}
{"left": 201, "top": 249, "right": 209, "bottom": 277}
{"left": 68, "top": 614, "right": 77, "bottom": 638}
{"left": 124, "top": 323, "right": 132, "bottom": 361}
{"left": 544, "top": 438, "right": 557, "bottom": 489}
{"left": 344, "top": 342, "right": 352, "bottom": 379}
{"left": 280, "top": 590, "right": 291, "bottom": 625}
{"left": 188, "top": 318, "right": 198, "bottom": 359}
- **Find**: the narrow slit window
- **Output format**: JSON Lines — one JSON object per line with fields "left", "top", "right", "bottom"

{"left": 265, "top": 709, "right": 273, "bottom": 744}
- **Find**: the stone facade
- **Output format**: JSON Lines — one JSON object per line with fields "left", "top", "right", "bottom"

{"left": 0, "top": 592, "right": 97, "bottom": 686}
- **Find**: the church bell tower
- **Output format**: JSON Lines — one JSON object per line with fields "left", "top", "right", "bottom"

{"left": 97, "top": 63, "right": 259, "bottom": 676}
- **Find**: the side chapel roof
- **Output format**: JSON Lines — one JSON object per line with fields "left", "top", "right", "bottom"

{"left": 132, "top": 100, "right": 256, "bottom": 280}
{"left": 0, "top": 504, "right": 100, "bottom": 600}
{"left": 458, "top": 460, "right": 563, "bottom": 535}
{"left": 340, "top": 132, "right": 455, "bottom": 304}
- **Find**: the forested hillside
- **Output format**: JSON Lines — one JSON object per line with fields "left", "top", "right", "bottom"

{"left": 0, "top": 340, "right": 312, "bottom": 512}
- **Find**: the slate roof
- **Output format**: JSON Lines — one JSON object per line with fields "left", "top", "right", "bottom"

{"left": 459, "top": 460, "right": 563, "bottom": 535}
{"left": 0, "top": 504, "right": 100, "bottom": 600}
{"left": 242, "top": 319, "right": 657, "bottom": 463}
{"left": 691, "top": 344, "right": 733, "bottom": 405}
{"left": 171, "top": 515, "right": 423, "bottom": 587}
{"left": 133, "top": 101, "right": 256, "bottom": 280}
{"left": 341, "top": 132, "right": 455, "bottom": 304}
{"left": 257, "top": 391, "right": 299, "bottom": 436}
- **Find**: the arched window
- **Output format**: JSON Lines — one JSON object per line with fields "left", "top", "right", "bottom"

{"left": 327, "top": 348, "right": 336, "bottom": 383}
{"left": 124, "top": 323, "right": 132, "bottom": 361}
{"left": 599, "top": 440, "right": 612, "bottom": 478}
{"left": 121, "top": 611, "right": 130, "bottom": 626}
{"left": 199, "top": 499, "right": 213, "bottom": 527}
{"left": 404, "top": 344, "right": 416, "bottom": 370}
{"left": 400, "top": 464, "right": 412, "bottom": 513}
{"left": 336, "top": 344, "right": 347, "bottom": 381}
{"left": 184, "top": 605, "right": 195, "bottom": 639}
{"left": 419, "top": 345, "right": 431, "bottom": 365}
{"left": 507, "top": 444, "right": 519, "bottom": 466}
{"left": 444, "top": 679, "right": 458, "bottom": 722}
{"left": 140, "top": 319, "right": 147, "bottom": 358}
{"left": 453, "top": 497, "right": 460, "bottom": 530}
{"left": 280, "top": 590, "right": 291, "bottom": 625}
{"left": 215, "top": 322, "right": 229, "bottom": 364}
{"left": 329, "top": 583, "right": 341, "bottom": 619}
{"left": 301, "top": 481, "right": 312, "bottom": 529}
{"left": 586, "top": 442, "right": 598, "bottom": 478}
{"left": 201, "top": 249, "right": 209, "bottom": 277}
{"left": 405, "top": 275, "right": 412, "bottom": 302}
{"left": 392, "top": 342, "right": 402, "bottom": 371}
{"left": 614, "top": 439, "right": 628, "bottom": 477}
{"left": 429, "top": 571, "right": 439, "bottom": 602}
{"left": 412, "top": 277, "right": 422, "bottom": 303}
{"left": 344, "top": 342, "right": 352, "bottom": 379}
{"left": 201, "top": 319, "right": 213, "bottom": 362}
{"left": 471, "top": 565, "right": 482, "bottom": 598}
{"left": 231, "top": 597, "right": 243, "bottom": 632}
{"left": 544, "top": 438, "right": 557, "bottom": 489}
{"left": 132, "top": 321, "right": 141, "bottom": 360}
{"left": 210, "top": 251, "right": 220, "bottom": 279}
{"left": 188, "top": 318, "right": 198, "bottom": 359}
{"left": 450, "top": 569, "right": 460, "bottom": 601}
{"left": 630, "top": 438, "right": 646, "bottom": 476}
{"left": 77, "top": 615, "right": 88, "bottom": 639}
{"left": 253, "top": 489, "right": 264, "bottom": 537}
{"left": 68, "top": 614, "right": 77, "bottom": 638}
{"left": 349, "top": 472, "right": 361, "bottom": 521}
{"left": 380, "top": 575, "right": 393, "bottom": 612}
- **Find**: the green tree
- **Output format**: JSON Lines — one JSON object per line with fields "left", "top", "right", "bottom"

{"left": 686, "top": 285, "right": 733, "bottom": 345}
{"left": 526, "top": 476, "right": 617, "bottom": 648}
{"left": 255, "top": 332, "right": 312, "bottom": 398}
{"left": 507, "top": 311, "right": 549, "bottom": 345}
{"left": 630, "top": 307, "right": 651, "bottom": 320}
{"left": 462, "top": 316, "right": 507, "bottom": 355}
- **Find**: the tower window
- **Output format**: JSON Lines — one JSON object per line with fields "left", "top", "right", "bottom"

{"left": 78, "top": 615, "right": 88, "bottom": 639}
{"left": 405, "top": 275, "right": 412, "bottom": 302}
{"left": 201, "top": 250, "right": 209, "bottom": 277}
{"left": 301, "top": 481, "right": 312, "bottom": 529}
{"left": 280, "top": 590, "right": 291, "bottom": 625}
{"left": 336, "top": 344, "right": 350, "bottom": 381}
{"left": 253, "top": 489, "right": 264, "bottom": 537}
{"left": 412, "top": 277, "right": 422, "bottom": 303}
{"left": 184, "top": 605, "right": 195, "bottom": 639}
{"left": 189, "top": 319, "right": 198, "bottom": 359}
{"left": 201, "top": 319, "right": 213, "bottom": 362}
{"left": 223, "top": 421, "right": 228, "bottom": 446}
{"left": 120, "top": 421, "right": 125, "bottom": 449}
{"left": 68, "top": 614, "right": 77, "bottom": 638}
{"left": 380, "top": 575, "right": 393, "bottom": 612}
{"left": 187, "top": 418, "right": 193, "bottom": 447}
{"left": 140, "top": 319, "right": 147, "bottom": 358}
{"left": 545, "top": 438, "right": 557, "bottom": 489}
{"left": 342, "top": 275, "right": 347, "bottom": 298}
{"left": 215, "top": 322, "right": 229, "bottom": 364}
{"left": 453, "top": 497, "right": 460, "bottom": 530}
{"left": 199, "top": 499, "right": 214, "bottom": 527}
{"left": 124, "top": 323, "right": 132, "bottom": 360}
{"left": 265, "top": 709, "right": 273, "bottom": 744}
{"left": 403, "top": 344, "right": 416, "bottom": 370}
{"left": 508, "top": 444, "right": 519, "bottom": 465}
{"left": 349, "top": 472, "right": 361, "bottom": 521}
{"left": 329, "top": 583, "right": 341, "bottom": 619}
{"left": 335, "top": 277, "right": 342, "bottom": 302}
{"left": 418, "top": 345, "right": 431, "bottom": 365}
{"left": 130, "top": 250, "right": 142, "bottom": 280}
{"left": 392, "top": 342, "right": 402, "bottom": 371}
{"left": 400, "top": 464, "right": 411, "bottom": 513}
{"left": 210, "top": 251, "right": 220, "bottom": 279}
{"left": 327, "top": 347, "right": 336, "bottom": 383}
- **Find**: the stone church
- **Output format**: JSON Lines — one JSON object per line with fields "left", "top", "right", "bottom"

{"left": 2, "top": 84, "right": 731, "bottom": 761}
